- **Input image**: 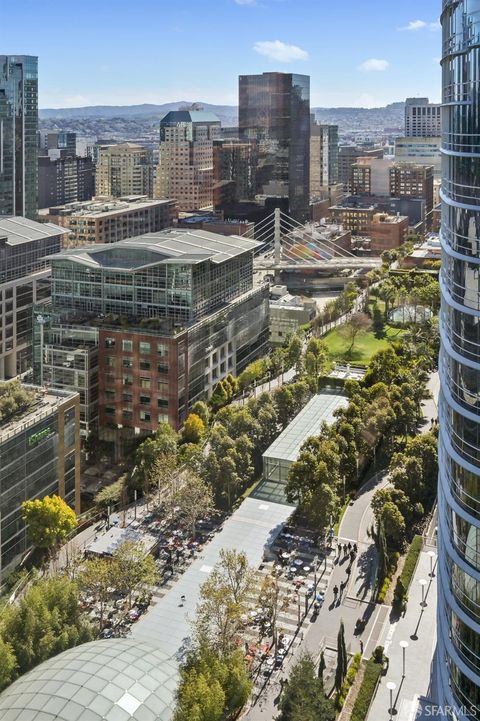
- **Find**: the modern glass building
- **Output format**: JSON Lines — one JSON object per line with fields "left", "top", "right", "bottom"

{"left": 0, "top": 384, "right": 80, "bottom": 581}
{"left": 0, "top": 56, "right": 38, "bottom": 219}
{"left": 238, "top": 72, "right": 310, "bottom": 222}
{"left": 438, "top": 1, "right": 480, "bottom": 715}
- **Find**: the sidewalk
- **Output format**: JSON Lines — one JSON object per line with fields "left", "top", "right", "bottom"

{"left": 366, "top": 549, "right": 438, "bottom": 721}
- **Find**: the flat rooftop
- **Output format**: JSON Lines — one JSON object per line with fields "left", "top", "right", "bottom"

{"left": 0, "top": 384, "right": 77, "bottom": 444}
{"left": 45, "top": 196, "right": 175, "bottom": 219}
{"left": 0, "top": 216, "right": 66, "bottom": 246}
{"left": 263, "top": 392, "right": 348, "bottom": 463}
{"left": 48, "top": 228, "right": 259, "bottom": 268}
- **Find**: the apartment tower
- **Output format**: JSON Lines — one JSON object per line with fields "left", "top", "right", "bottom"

{"left": 438, "top": 0, "right": 480, "bottom": 714}
{"left": 96, "top": 143, "right": 154, "bottom": 198}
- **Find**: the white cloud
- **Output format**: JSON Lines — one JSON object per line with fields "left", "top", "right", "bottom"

{"left": 399, "top": 19, "right": 427, "bottom": 31}
{"left": 253, "top": 40, "right": 308, "bottom": 63}
{"left": 357, "top": 58, "right": 389, "bottom": 72}
{"left": 399, "top": 18, "right": 441, "bottom": 31}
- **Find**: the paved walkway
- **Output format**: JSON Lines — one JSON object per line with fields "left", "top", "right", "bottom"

{"left": 366, "top": 548, "right": 438, "bottom": 721}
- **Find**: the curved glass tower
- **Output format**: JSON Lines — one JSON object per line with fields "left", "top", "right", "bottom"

{"left": 438, "top": 1, "right": 480, "bottom": 715}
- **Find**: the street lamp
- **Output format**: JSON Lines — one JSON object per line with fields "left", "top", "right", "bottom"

{"left": 386, "top": 681, "right": 396, "bottom": 720}
{"left": 399, "top": 641, "right": 409, "bottom": 677}
{"left": 314, "top": 555, "right": 318, "bottom": 587}
{"left": 419, "top": 578, "right": 427, "bottom": 607}
{"left": 428, "top": 550, "right": 436, "bottom": 578}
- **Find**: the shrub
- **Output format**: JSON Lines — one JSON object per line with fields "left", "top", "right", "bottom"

{"left": 350, "top": 658, "right": 383, "bottom": 721}
{"left": 399, "top": 535, "right": 423, "bottom": 592}
{"left": 336, "top": 652, "right": 362, "bottom": 709}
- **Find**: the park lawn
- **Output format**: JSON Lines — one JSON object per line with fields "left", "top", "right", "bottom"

{"left": 323, "top": 324, "right": 406, "bottom": 365}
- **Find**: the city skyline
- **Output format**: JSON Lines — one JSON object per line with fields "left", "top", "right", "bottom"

{"left": 4, "top": 0, "right": 441, "bottom": 110}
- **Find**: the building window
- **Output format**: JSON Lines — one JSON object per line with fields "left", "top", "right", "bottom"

{"left": 105, "top": 357, "right": 116, "bottom": 367}
{"left": 158, "top": 399, "right": 168, "bottom": 408}
{"left": 122, "top": 339, "right": 133, "bottom": 352}
{"left": 105, "top": 406, "right": 115, "bottom": 415}
{"left": 122, "top": 358, "right": 133, "bottom": 368}
{"left": 157, "top": 343, "right": 168, "bottom": 355}
{"left": 157, "top": 363, "right": 168, "bottom": 374}
{"left": 105, "top": 337, "right": 115, "bottom": 348}
{"left": 140, "top": 410, "right": 151, "bottom": 422}
{"left": 140, "top": 377, "right": 151, "bottom": 389}
{"left": 139, "top": 341, "right": 151, "bottom": 354}
{"left": 140, "top": 360, "right": 151, "bottom": 371}
{"left": 140, "top": 395, "right": 150, "bottom": 405}
{"left": 123, "top": 375, "right": 133, "bottom": 386}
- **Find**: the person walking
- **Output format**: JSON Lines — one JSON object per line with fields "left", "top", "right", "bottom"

{"left": 333, "top": 585, "right": 339, "bottom": 599}
{"left": 360, "top": 639, "right": 364, "bottom": 654}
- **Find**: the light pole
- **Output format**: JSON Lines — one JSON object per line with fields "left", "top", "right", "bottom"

{"left": 134, "top": 489, "right": 137, "bottom": 520}
{"left": 428, "top": 550, "right": 436, "bottom": 578}
{"left": 399, "top": 641, "right": 408, "bottom": 677}
{"left": 386, "top": 681, "right": 396, "bottom": 720}
{"left": 297, "top": 591, "right": 301, "bottom": 627}
{"left": 314, "top": 554, "right": 318, "bottom": 588}
{"left": 419, "top": 578, "right": 427, "bottom": 607}
{"left": 36, "top": 314, "right": 46, "bottom": 386}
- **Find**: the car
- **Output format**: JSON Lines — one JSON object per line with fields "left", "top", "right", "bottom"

{"left": 100, "top": 628, "right": 113, "bottom": 639}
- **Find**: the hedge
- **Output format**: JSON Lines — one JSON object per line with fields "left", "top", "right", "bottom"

{"left": 399, "top": 535, "right": 423, "bottom": 592}
{"left": 350, "top": 659, "right": 383, "bottom": 721}
{"left": 336, "top": 652, "right": 362, "bottom": 709}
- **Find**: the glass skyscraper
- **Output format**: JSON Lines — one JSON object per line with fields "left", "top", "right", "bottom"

{"left": 0, "top": 55, "right": 38, "bottom": 219}
{"left": 238, "top": 72, "right": 310, "bottom": 222}
{"left": 438, "top": 1, "right": 480, "bottom": 715}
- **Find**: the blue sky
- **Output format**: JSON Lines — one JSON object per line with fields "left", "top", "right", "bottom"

{"left": 5, "top": 0, "right": 441, "bottom": 108}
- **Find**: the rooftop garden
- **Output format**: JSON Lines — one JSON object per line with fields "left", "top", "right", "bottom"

{"left": 0, "top": 381, "right": 37, "bottom": 427}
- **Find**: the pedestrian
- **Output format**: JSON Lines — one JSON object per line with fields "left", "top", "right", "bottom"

{"left": 346, "top": 565, "right": 351, "bottom": 577}
{"left": 353, "top": 543, "right": 358, "bottom": 554}
{"left": 180, "top": 594, "right": 186, "bottom": 604}
{"left": 347, "top": 542, "right": 352, "bottom": 553}
{"left": 333, "top": 585, "right": 339, "bottom": 598}
{"left": 343, "top": 543, "right": 348, "bottom": 557}
{"left": 337, "top": 543, "right": 341, "bottom": 557}
{"left": 360, "top": 640, "right": 364, "bottom": 654}
{"left": 350, "top": 550, "right": 355, "bottom": 564}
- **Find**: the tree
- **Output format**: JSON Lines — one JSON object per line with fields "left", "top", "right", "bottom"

{"left": 94, "top": 476, "right": 127, "bottom": 510}
{"left": 78, "top": 557, "right": 113, "bottom": 629}
{"left": 113, "top": 541, "right": 158, "bottom": 608}
{"left": 174, "top": 647, "right": 251, "bottom": 721}
{"left": 379, "top": 501, "right": 406, "bottom": 550}
{"left": 210, "top": 381, "right": 229, "bottom": 410}
{"left": 0, "top": 639, "right": 17, "bottom": 691}
{"left": 378, "top": 280, "right": 397, "bottom": 321}
{"left": 191, "top": 400, "right": 210, "bottom": 426}
{"left": 174, "top": 473, "right": 214, "bottom": 535}
{"left": 304, "top": 338, "right": 329, "bottom": 387}
{"left": 335, "top": 621, "right": 347, "bottom": 693}
{"left": 135, "top": 422, "right": 178, "bottom": 486}
{"left": 1, "top": 576, "right": 93, "bottom": 675}
{"left": 375, "top": 520, "right": 389, "bottom": 593}
{"left": 338, "top": 312, "right": 372, "bottom": 357}
{"left": 182, "top": 413, "right": 205, "bottom": 444}
{"left": 22, "top": 495, "right": 77, "bottom": 552}
{"left": 277, "top": 655, "right": 335, "bottom": 721}
{"left": 195, "top": 550, "right": 254, "bottom": 654}
{"left": 286, "top": 334, "right": 303, "bottom": 372}
{"left": 372, "top": 304, "right": 385, "bottom": 339}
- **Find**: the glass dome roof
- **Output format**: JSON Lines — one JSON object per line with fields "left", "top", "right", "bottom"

{"left": 0, "top": 639, "right": 178, "bottom": 721}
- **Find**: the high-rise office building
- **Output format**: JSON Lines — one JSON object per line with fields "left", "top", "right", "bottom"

{"left": 394, "top": 136, "right": 442, "bottom": 179}
{"left": 405, "top": 97, "right": 441, "bottom": 137}
{"left": 38, "top": 155, "right": 95, "bottom": 208}
{"left": 310, "top": 120, "right": 339, "bottom": 197}
{"left": 38, "top": 130, "right": 77, "bottom": 158}
{"left": 438, "top": 0, "right": 480, "bottom": 714}
{"left": 239, "top": 72, "right": 310, "bottom": 221}
{"left": 0, "top": 216, "right": 66, "bottom": 378}
{"left": 338, "top": 146, "right": 383, "bottom": 192}
{"left": 389, "top": 163, "right": 434, "bottom": 224}
{"left": 0, "top": 56, "right": 38, "bottom": 219}
{"left": 213, "top": 138, "right": 258, "bottom": 203}
{"left": 96, "top": 143, "right": 154, "bottom": 198}
{"left": 156, "top": 110, "right": 221, "bottom": 211}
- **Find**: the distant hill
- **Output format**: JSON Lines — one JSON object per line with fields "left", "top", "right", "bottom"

{"left": 39, "top": 100, "right": 405, "bottom": 130}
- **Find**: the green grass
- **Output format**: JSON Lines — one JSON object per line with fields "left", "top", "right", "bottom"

{"left": 323, "top": 324, "right": 406, "bottom": 365}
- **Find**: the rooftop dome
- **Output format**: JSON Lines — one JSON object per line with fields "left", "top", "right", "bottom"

{"left": 0, "top": 639, "right": 178, "bottom": 721}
